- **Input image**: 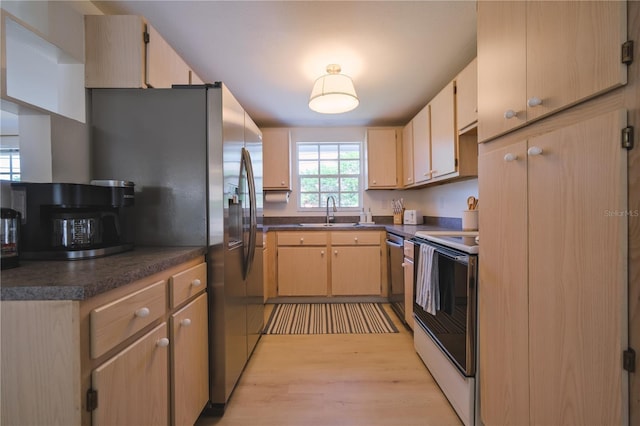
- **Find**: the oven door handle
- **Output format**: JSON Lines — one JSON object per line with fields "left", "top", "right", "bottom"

{"left": 415, "top": 240, "right": 471, "bottom": 264}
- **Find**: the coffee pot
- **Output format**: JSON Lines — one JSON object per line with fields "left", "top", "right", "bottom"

{"left": 1, "top": 208, "right": 20, "bottom": 269}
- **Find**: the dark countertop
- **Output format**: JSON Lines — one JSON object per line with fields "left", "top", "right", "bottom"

{"left": 0, "top": 246, "right": 207, "bottom": 301}
{"left": 263, "top": 223, "right": 457, "bottom": 240}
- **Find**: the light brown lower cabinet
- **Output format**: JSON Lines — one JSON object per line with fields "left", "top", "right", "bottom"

{"left": 171, "top": 293, "right": 209, "bottom": 426}
{"left": 478, "top": 109, "right": 628, "bottom": 425}
{"left": 277, "top": 246, "right": 328, "bottom": 296}
{"left": 276, "top": 230, "right": 383, "bottom": 297}
{"left": 331, "top": 246, "right": 381, "bottom": 295}
{"left": 92, "top": 323, "right": 170, "bottom": 426}
{"left": 0, "top": 257, "right": 208, "bottom": 426}
{"left": 402, "top": 240, "right": 414, "bottom": 329}
{"left": 331, "top": 231, "right": 382, "bottom": 296}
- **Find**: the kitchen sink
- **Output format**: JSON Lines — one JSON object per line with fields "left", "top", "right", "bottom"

{"left": 299, "top": 223, "right": 358, "bottom": 228}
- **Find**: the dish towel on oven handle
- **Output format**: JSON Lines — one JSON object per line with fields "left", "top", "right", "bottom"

{"left": 416, "top": 243, "right": 439, "bottom": 315}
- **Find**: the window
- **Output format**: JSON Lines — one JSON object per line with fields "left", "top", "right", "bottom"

{"left": 0, "top": 148, "right": 20, "bottom": 181}
{"left": 297, "top": 142, "right": 361, "bottom": 209}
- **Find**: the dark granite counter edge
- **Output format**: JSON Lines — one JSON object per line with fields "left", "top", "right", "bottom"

{"left": 262, "top": 215, "right": 462, "bottom": 240}
{"left": 1, "top": 246, "right": 207, "bottom": 302}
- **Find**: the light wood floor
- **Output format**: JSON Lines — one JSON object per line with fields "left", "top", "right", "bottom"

{"left": 196, "top": 304, "right": 462, "bottom": 426}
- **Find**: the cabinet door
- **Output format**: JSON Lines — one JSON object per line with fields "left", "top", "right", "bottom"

{"left": 146, "top": 24, "right": 190, "bottom": 88}
{"left": 171, "top": 294, "right": 209, "bottom": 426}
{"left": 366, "top": 128, "right": 398, "bottom": 188}
{"left": 262, "top": 128, "right": 291, "bottom": 190}
{"left": 525, "top": 1, "right": 627, "bottom": 122}
{"left": 527, "top": 110, "right": 627, "bottom": 425}
{"left": 430, "top": 81, "right": 456, "bottom": 178}
{"left": 402, "top": 121, "right": 414, "bottom": 187}
{"left": 412, "top": 105, "right": 432, "bottom": 184}
{"left": 478, "top": 139, "right": 529, "bottom": 425}
{"left": 402, "top": 258, "right": 414, "bottom": 329}
{"left": 456, "top": 58, "right": 477, "bottom": 132}
{"left": 84, "top": 15, "right": 146, "bottom": 88}
{"left": 277, "top": 247, "right": 328, "bottom": 296}
{"left": 92, "top": 323, "right": 169, "bottom": 426}
{"left": 331, "top": 246, "right": 381, "bottom": 296}
{"left": 477, "top": 0, "right": 527, "bottom": 142}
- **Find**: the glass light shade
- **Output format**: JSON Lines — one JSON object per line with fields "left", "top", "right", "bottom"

{"left": 309, "top": 71, "right": 359, "bottom": 114}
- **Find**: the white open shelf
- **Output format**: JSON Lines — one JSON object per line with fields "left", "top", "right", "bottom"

{"left": 2, "top": 12, "right": 85, "bottom": 123}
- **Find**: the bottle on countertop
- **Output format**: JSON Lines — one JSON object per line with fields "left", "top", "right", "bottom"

{"left": 366, "top": 207, "right": 373, "bottom": 223}
{"left": 359, "top": 208, "right": 366, "bottom": 223}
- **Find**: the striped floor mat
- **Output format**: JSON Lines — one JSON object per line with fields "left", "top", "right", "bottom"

{"left": 264, "top": 303, "right": 398, "bottom": 335}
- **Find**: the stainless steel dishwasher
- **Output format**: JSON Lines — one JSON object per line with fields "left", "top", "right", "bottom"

{"left": 386, "top": 232, "right": 405, "bottom": 324}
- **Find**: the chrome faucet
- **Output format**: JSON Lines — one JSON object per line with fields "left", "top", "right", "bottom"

{"left": 326, "top": 196, "right": 337, "bottom": 224}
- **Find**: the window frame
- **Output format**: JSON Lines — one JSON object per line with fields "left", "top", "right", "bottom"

{"left": 295, "top": 141, "right": 363, "bottom": 212}
{"left": 0, "top": 148, "right": 21, "bottom": 181}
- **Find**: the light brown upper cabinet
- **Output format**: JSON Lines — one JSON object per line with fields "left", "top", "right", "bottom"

{"left": 401, "top": 121, "right": 414, "bottom": 187}
{"left": 477, "top": 0, "right": 628, "bottom": 142}
{"left": 85, "top": 15, "right": 202, "bottom": 88}
{"left": 455, "top": 57, "right": 478, "bottom": 133}
{"left": 412, "top": 105, "right": 432, "bottom": 186}
{"left": 366, "top": 128, "right": 400, "bottom": 189}
{"left": 262, "top": 128, "right": 291, "bottom": 191}
{"left": 429, "top": 81, "right": 456, "bottom": 180}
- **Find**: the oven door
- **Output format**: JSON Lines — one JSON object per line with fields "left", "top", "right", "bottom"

{"left": 413, "top": 240, "right": 477, "bottom": 377}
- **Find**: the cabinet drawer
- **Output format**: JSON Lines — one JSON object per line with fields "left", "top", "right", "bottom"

{"left": 331, "top": 231, "right": 380, "bottom": 246}
{"left": 169, "top": 262, "right": 207, "bottom": 308}
{"left": 90, "top": 280, "right": 167, "bottom": 359}
{"left": 277, "top": 231, "right": 327, "bottom": 246}
{"left": 403, "top": 240, "right": 415, "bottom": 260}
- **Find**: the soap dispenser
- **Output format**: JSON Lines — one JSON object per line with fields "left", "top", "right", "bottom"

{"left": 359, "top": 208, "right": 366, "bottom": 223}
{"left": 366, "top": 208, "right": 373, "bottom": 223}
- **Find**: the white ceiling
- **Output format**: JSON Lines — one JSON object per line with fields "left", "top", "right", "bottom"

{"left": 93, "top": 1, "right": 477, "bottom": 128}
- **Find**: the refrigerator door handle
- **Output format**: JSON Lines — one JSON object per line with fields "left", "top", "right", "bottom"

{"left": 241, "top": 147, "right": 257, "bottom": 278}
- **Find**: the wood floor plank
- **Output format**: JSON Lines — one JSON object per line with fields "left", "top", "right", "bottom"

{"left": 196, "top": 304, "right": 462, "bottom": 426}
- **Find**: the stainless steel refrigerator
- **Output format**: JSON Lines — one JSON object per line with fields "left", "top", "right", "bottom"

{"left": 90, "top": 83, "right": 263, "bottom": 413}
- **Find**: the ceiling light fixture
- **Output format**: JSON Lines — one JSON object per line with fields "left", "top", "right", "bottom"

{"left": 308, "top": 64, "right": 359, "bottom": 114}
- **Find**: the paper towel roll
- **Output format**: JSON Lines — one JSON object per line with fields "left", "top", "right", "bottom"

{"left": 264, "top": 191, "right": 289, "bottom": 203}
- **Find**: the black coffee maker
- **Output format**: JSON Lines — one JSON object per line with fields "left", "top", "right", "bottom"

{"left": 10, "top": 181, "right": 134, "bottom": 260}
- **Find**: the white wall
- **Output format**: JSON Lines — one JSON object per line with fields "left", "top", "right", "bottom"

{"left": 263, "top": 126, "right": 479, "bottom": 219}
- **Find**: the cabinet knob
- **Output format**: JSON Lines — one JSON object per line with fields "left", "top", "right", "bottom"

{"left": 527, "top": 146, "right": 543, "bottom": 156}
{"left": 334, "top": 250, "right": 338, "bottom": 255}
{"left": 320, "top": 250, "right": 325, "bottom": 256}
{"left": 407, "top": 177, "right": 412, "bottom": 182}
{"left": 300, "top": 237, "right": 304, "bottom": 243}
{"left": 354, "top": 237, "right": 358, "bottom": 242}
{"left": 527, "top": 97, "right": 542, "bottom": 107}
{"left": 423, "top": 170, "right": 436, "bottom": 177}
{"left": 504, "top": 153, "right": 518, "bottom": 162}
{"left": 401, "top": 262, "right": 407, "bottom": 267}
{"left": 281, "top": 181, "right": 285, "bottom": 186}
{"left": 191, "top": 279, "right": 202, "bottom": 287}
{"left": 373, "top": 180, "right": 377, "bottom": 184}
{"left": 135, "top": 307, "right": 150, "bottom": 318}
{"left": 504, "top": 109, "right": 517, "bottom": 119}
{"left": 156, "top": 337, "right": 170, "bottom": 347}
{"left": 180, "top": 318, "right": 192, "bottom": 327}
